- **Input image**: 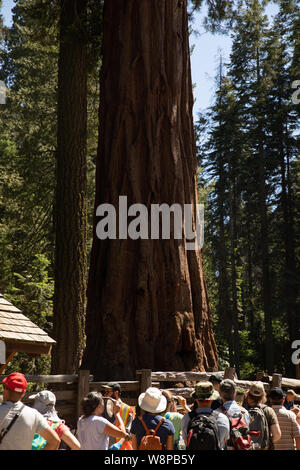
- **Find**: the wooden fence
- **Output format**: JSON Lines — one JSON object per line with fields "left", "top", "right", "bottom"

{"left": 1, "top": 367, "right": 300, "bottom": 429}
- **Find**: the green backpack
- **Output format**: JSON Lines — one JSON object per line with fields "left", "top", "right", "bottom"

{"left": 32, "top": 421, "right": 60, "bottom": 450}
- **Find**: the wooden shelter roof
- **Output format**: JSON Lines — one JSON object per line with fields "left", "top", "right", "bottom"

{"left": 0, "top": 293, "right": 55, "bottom": 356}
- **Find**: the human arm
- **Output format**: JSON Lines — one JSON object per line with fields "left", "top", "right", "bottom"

{"left": 177, "top": 396, "right": 191, "bottom": 414}
{"left": 269, "top": 423, "right": 281, "bottom": 443}
{"left": 295, "top": 437, "right": 300, "bottom": 451}
{"left": 61, "top": 429, "right": 81, "bottom": 450}
{"left": 166, "top": 434, "right": 174, "bottom": 450}
{"left": 104, "top": 420, "right": 128, "bottom": 440}
{"left": 291, "top": 407, "right": 300, "bottom": 425}
{"left": 131, "top": 433, "right": 138, "bottom": 450}
{"left": 40, "top": 427, "right": 60, "bottom": 450}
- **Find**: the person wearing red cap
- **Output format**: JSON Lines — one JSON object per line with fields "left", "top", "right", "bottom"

{"left": 0, "top": 372, "right": 60, "bottom": 450}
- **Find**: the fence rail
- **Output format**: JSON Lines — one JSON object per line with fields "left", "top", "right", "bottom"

{"left": 1, "top": 367, "right": 299, "bottom": 428}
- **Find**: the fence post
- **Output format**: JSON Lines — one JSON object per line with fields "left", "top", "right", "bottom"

{"left": 135, "top": 369, "right": 152, "bottom": 416}
{"left": 271, "top": 373, "right": 282, "bottom": 389}
{"left": 224, "top": 367, "right": 236, "bottom": 380}
{"left": 77, "top": 370, "right": 90, "bottom": 421}
{"left": 256, "top": 371, "right": 265, "bottom": 381}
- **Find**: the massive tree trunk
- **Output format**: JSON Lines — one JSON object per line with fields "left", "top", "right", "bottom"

{"left": 82, "top": 0, "right": 218, "bottom": 380}
{"left": 51, "top": 0, "right": 88, "bottom": 374}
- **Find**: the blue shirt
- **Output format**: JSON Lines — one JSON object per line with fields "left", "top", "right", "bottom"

{"left": 131, "top": 414, "right": 175, "bottom": 449}
{"left": 283, "top": 399, "right": 294, "bottom": 411}
{"left": 181, "top": 407, "right": 230, "bottom": 450}
{"left": 216, "top": 400, "right": 250, "bottom": 426}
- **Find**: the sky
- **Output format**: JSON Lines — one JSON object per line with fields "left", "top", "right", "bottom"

{"left": 1, "top": 0, "right": 279, "bottom": 119}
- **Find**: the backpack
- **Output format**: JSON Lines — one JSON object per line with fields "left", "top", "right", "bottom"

{"left": 186, "top": 409, "right": 220, "bottom": 450}
{"left": 32, "top": 421, "right": 60, "bottom": 450}
{"left": 138, "top": 416, "right": 165, "bottom": 450}
{"left": 248, "top": 405, "right": 270, "bottom": 450}
{"left": 221, "top": 406, "right": 251, "bottom": 450}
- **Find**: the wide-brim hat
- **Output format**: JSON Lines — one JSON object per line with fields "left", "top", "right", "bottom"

{"left": 249, "top": 381, "right": 265, "bottom": 397}
{"left": 191, "top": 381, "right": 220, "bottom": 401}
{"left": 138, "top": 387, "right": 167, "bottom": 414}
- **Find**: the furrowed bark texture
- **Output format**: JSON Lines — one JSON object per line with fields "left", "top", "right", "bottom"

{"left": 51, "top": 0, "right": 88, "bottom": 374}
{"left": 82, "top": 0, "right": 218, "bottom": 379}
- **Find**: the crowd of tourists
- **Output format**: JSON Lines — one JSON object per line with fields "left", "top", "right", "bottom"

{"left": 0, "top": 371, "right": 300, "bottom": 451}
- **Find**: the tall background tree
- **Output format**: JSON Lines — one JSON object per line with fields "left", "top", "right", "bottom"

{"left": 81, "top": 0, "right": 219, "bottom": 379}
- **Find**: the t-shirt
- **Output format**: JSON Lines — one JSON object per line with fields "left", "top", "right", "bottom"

{"left": 77, "top": 415, "right": 110, "bottom": 450}
{"left": 163, "top": 412, "right": 183, "bottom": 445}
{"left": 131, "top": 413, "right": 175, "bottom": 449}
{"left": 216, "top": 400, "right": 250, "bottom": 426}
{"left": 272, "top": 405, "right": 300, "bottom": 450}
{"left": 0, "top": 401, "right": 49, "bottom": 450}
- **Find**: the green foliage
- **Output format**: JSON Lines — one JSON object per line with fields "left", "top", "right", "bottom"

{"left": 0, "top": 0, "right": 100, "bottom": 374}
{"left": 197, "top": 0, "right": 300, "bottom": 378}
{"left": 4, "top": 254, "right": 54, "bottom": 376}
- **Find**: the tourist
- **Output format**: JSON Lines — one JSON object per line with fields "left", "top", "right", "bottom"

{"left": 0, "top": 372, "right": 60, "bottom": 450}
{"left": 244, "top": 382, "right": 281, "bottom": 449}
{"left": 131, "top": 387, "right": 175, "bottom": 450}
{"left": 269, "top": 387, "right": 300, "bottom": 450}
{"left": 30, "top": 390, "right": 81, "bottom": 450}
{"left": 77, "top": 391, "right": 130, "bottom": 450}
{"left": 181, "top": 381, "right": 230, "bottom": 450}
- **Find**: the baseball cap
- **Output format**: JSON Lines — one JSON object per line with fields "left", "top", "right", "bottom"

{"left": 2, "top": 372, "right": 27, "bottom": 393}
{"left": 249, "top": 381, "right": 265, "bottom": 397}
{"left": 220, "top": 379, "right": 236, "bottom": 394}
{"left": 102, "top": 382, "right": 121, "bottom": 391}
{"left": 191, "top": 381, "right": 219, "bottom": 401}
{"left": 269, "top": 387, "right": 284, "bottom": 400}
{"left": 112, "top": 383, "right": 121, "bottom": 393}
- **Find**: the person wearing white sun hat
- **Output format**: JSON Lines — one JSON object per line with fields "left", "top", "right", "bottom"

{"left": 131, "top": 387, "right": 175, "bottom": 450}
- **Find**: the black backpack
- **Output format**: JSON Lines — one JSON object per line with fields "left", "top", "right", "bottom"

{"left": 186, "top": 409, "right": 221, "bottom": 450}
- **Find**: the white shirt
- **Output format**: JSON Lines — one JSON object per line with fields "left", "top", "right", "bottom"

{"left": 77, "top": 415, "right": 110, "bottom": 450}
{"left": 0, "top": 401, "right": 49, "bottom": 450}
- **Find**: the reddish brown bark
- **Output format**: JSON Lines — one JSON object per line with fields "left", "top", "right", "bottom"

{"left": 82, "top": 0, "right": 218, "bottom": 379}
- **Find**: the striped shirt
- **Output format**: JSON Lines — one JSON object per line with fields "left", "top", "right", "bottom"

{"left": 272, "top": 405, "right": 300, "bottom": 450}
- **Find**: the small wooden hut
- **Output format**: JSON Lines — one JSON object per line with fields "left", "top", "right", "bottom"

{"left": 0, "top": 293, "right": 55, "bottom": 373}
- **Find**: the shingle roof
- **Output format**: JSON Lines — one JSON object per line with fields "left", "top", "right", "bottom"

{"left": 0, "top": 293, "right": 56, "bottom": 345}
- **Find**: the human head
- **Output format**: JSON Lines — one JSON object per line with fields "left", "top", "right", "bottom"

{"left": 81, "top": 391, "right": 104, "bottom": 418}
{"left": 161, "top": 390, "right": 178, "bottom": 413}
{"left": 246, "top": 381, "right": 266, "bottom": 406}
{"left": 102, "top": 383, "right": 113, "bottom": 397}
{"left": 268, "top": 387, "right": 284, "bottom": 406}
{"left": 209, "top": 373, "right": 223, "bottom": 392}
{"left": 29, "top": 390, "right": 60, "bottom": 421}
{"left": 112, "top": 383, "right": 121, "bottom": 400}
{"left": 138, "top": 387, "right": 167, "bottom": 415}
{"left": 191, "top": 381, "right": 219, "bottom": 408}
{"left": 219, "top": 379, "right": 236, "bottom": 402}
{"left": 2, "top": 372, "right": 27, "bottom": 403}
{"left": 286, "top": 390, "right": 296, "bottom": 402}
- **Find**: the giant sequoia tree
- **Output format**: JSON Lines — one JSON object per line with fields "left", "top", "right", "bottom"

{"left": 81, "top": 0, "right": 218, "bottom": 379}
